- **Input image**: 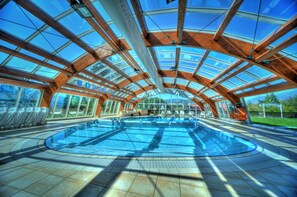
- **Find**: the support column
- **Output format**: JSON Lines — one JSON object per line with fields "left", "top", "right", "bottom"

{"left": 95, "top": 96, "right": 107, "bottom": 117}
{"left": 40, "top": 88, "right": 55, "bottom": 108}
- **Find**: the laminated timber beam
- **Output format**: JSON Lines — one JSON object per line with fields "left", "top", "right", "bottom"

{"left": 177, "top": 0, "right": 187, "bottom": 44}
{"left": 0, "top": 67, "right": 54, "bottom": 84}
{"left": 0, "top": 45, "right": 72, "bottom": 75}
{"left": 254, "top": 15, "right": 297, "bottom": 52}
{"left": 146, "top": 32, "right": 297, "bottom": 84}
{"left": 83, "top": 0, "right": 120, "bottom": 46}
{"left": 49, "top": 32, "right": 297, "bottom": 98}
{"left": 228, "top": 75, "right": 281, "bottom": 93}
{"left": 214, "top": 0, "right": 243, "bottom": 41}
{"left": 130, "top": 0, "right": 149, "bottom": 39}
{"left": 0, "top": 31, "right": 73, "bottom": 69}
{"left": 15, "top": 0, "right": 100, "bottom": 59}
{"left": 193, "top": 50, "right": 210, "bottom": 75}
{"left": 236, "top": 82, "right": 296, "bottom": 98}
{"left": 0, "top": 76, "right": 47, "bottom": 90}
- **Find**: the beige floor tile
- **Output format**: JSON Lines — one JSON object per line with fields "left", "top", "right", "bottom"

{"left": 157, "top": 174, "right": 180, "bottom": 183}
{"left": 108, "top": 173, "right": 136, "bottom": 191}
{"left": 180, "top": 177, "right": 204, "bottom": 187}
{"left": 126, "top": 192, "right": 148, "bottom": 197}
{"left": 70, "top": 171, "right": 97, "bottom": 182}
{"left": 91, "top": 172, "right": 117, "bottom": 186}
{"left": 8, "top": 171, "right": 48, "bottom": 190}
{"left": 0, "top": 185, "right": 19, "bottom": 197}
{"left": 180, "top": 184, "right": 208, "bottom": 197}
{"left": 43, "top": 178, "right": 84, "bottom": 197}
{"left": 11, "top": 191, "right": 39, "bottom": 197}
{"left": 52, "top": 169, "right": 76, "bottom": 178}
{"left": 0, "top": 168, "right": 34, "bottom": 185}
{"left": 129, "top": 175, "right": 157, "bottom": 196}
{"left": 24, "top": 174, "right": 64, "bottom": 195}
{"left": 99, "top": 188, "right": 126, "bottom": 197}
{"left": 154, "top": 179, "right": 180, "bottom": 197}
{"left": 76, "top": 184, "right": 104, "bottom": 197}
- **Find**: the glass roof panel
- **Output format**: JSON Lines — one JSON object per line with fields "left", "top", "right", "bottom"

{"left": 228, "top": 77, "right": 246, "bottom": 86}
{"left": 145, "top": 12, "right": 177, "bottom": 31}
{"left": 204, "top": 58, "right": 229, "bottom": 70}
{"left": 109, "top": 23, "right": 123, "bottom": 38}
{"left": 184, "top": 11, "right": 224, "bottom": 32}
{"left": 35, "top": 66, "right": 59, "bottom": 78}
{"left": 0, "top": 40, "right": 17, "bottom": 50}
{"left": 47, "top": 60, "right": 65, "bottom": 69}
{"left": 236, "top": 72, "right": 257, "bottom": 83}
{"left": 268, "top": 79, "right": 287, "bottom": 85}
{"left": 0, "top": 52, "right": 9, "bottom": 64}
{"left": 163, "top": 77, "right": 174, "bottom": 84}
{"left": 140, "top": 0, "right": 178, "bottom": 11}
{"left": 137, "top": 80, "right": 148, "bottom": 87}
{"left": 208, "top": 51, "right": 238, "bottom": 64}
{"left": 80, "top": 31, "right": 105, "bottom": 48}
{"left": 204, "top": 89, "right": 218, "bottom": 97}
{"left": 0, "top": 1, "right": 44, "bottom": 35}
{"left": 187, "top": 0, "right": 233, "bottom": 8}
{"left": 32, "top": 0, "right": 70, "bottom": 18}
{"left": 176, "top": 78, "right": 188, "bottom": 86}
{"left": 59, "top": 12, "right": 91, "bottom": 35}
{"left": 181, "top": 46, "right": 205, "bottom": 55}
{"left": 5, "top": 57, "right": 38, "bottom": 73}
{"left": 19, "top": 49, "right": 45, "bottom": 61}
{"left": 197, "top": 70, "right": 216, "bottom": 79}
{"left": 224, "top": 15, "right": 280, "bottom": 42}
{"left": 31, "top": 27, "right": 70, "bottom": 51}
{"left": 246, "top": 66, "right": 273, "bottom": 78}
{"left": 128, "top": 50, "right": 147, "bottom": 72}
{"left": 58, "top": 43, "right": 86, "bottom": 62}
{"left": 239, "top": 0, "right": 297, "bottom": 20}
{"left": 124, "top": 83, "right": 140, "bottom": 92}
{"left": 92, "top": 1, "right": 111, "bottom": 22}
{"left": 221, "top": 81, "right": 237, "bottom": 89}
{"left": 188, "top": 81, "right": 203, "bottom": 90}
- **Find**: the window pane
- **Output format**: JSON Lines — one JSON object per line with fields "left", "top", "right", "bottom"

{"left": 67, "top": 95, "right": 80, "bottom": 117}
{"left": 53, "top": 93, "right": 70, "bottom": 118}
{"left": 0, "top": 84, "right": 19, "bottom": 107}
{"left": 19, "top": 87, "right": 41, "bottom": 108}
{"left": 78, "top": 97, "right": 88, "bottom": 117}
{"left": 87, "top": 98, "right": 96, "bottom": 116}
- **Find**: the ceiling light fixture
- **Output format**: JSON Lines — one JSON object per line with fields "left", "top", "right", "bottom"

{"left": 70, "top": 0, "right": 93, "bottom": 18}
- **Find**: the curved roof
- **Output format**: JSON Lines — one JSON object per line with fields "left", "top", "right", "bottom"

{"left": 0, "top": 0, "right": 296, "bottom": 106}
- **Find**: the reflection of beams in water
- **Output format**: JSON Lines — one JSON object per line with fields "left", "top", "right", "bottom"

{"left": 187, "top": 127, "right": 205, "bottom": 149}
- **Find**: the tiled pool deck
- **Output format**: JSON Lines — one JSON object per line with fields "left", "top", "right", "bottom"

{"left": 0, "top": 118, "right": 296, "bottom": 197}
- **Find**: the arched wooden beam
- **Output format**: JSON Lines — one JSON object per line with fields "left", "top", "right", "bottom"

{"left": 19, "top": 32, "right": 292, "bottom": 107}
{"left": 42, "top": 31, "right": 296, "bottom": 98}
{"left": 117, "top": 70, "right": 241, "bottom": 104}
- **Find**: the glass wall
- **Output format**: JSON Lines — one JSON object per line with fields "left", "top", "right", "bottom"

{"left": 203, "top": 104, "right": 214, "bottom": 118}
{"left": 215, "top": 100, "right": 231, "bottom": 119}
{"left": 48, "top": 92, "right": 98, "bottom": 119}
{"left": 0, "top": 83, "right": 42, "bottom": 108}
{"left": 135, "top": 94, "right": 200, "bottom": 115}
{"left": 244, "top": 88, "right": 297, "bottom": 129}
{"left": 101, "top": 100, "right": 120, "bottom": 116}
{"left": 124, "top": 103, "right": 133, "bottom": 111}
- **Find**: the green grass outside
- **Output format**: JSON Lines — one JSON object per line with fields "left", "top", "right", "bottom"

{"left": 251, "top": 117, "right": 297, "bottom": 129}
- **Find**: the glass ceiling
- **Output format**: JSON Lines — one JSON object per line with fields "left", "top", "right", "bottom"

{"left": 0, "top": 0, "right": 296, "bottom": 104}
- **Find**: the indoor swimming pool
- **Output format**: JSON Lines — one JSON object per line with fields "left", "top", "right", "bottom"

{"left": 45, "top": 117, "right": 257, "bottom": 157}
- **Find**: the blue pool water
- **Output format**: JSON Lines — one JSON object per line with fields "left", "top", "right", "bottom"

{"left": 45, "top": 117, "right": 257, "bottom": 157}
